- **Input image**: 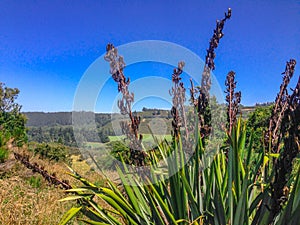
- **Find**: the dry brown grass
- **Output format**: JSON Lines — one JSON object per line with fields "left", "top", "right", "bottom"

{"left": 0, "top": 145, "right": 108, "bottom": 225}
{"left": 0, "top": 176, "right": 74, "bottom": 225}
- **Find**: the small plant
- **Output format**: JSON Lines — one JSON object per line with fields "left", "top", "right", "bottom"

{"left": 28, "top": 175, "right": 42, "bottom": 189}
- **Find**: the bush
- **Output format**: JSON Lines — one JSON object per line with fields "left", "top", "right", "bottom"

{"left": 97, "top": 140, "right": 130, "bottom": 170}
{"left": 246, "top": 105, "right": 273, "bottom": 150}
{"left": 29, "top": 142, "right": 69, "bottom": 162}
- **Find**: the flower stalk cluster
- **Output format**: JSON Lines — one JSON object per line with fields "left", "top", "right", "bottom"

{"left": 265, "top": 59, "right": 297, "bottom": 153}
{"left": 104, "top": 43, "right": 146, "bottom": 166}
{"left": 270, "top": 68, "right": 299, "bottom": 221}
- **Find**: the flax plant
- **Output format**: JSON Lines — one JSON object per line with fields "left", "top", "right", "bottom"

{"left": 59, "top": 8, "right": 300, "bottom": 225}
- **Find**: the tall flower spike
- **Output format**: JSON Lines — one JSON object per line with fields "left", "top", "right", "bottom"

{"left": 104, "top": 43, "right": 146, "bottom": 166}
{"left": 190, "top": 8, "right": 232, "bottom": 139}
{"left": 170, "top": 61, "right": 186, "bottom": 140}
{"left": 265, "top": 59, "right": 296, "bottom": 153}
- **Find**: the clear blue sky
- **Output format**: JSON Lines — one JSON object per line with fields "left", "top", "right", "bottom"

{"left": 0, "top": 0, "right": 299, "bottom": 112}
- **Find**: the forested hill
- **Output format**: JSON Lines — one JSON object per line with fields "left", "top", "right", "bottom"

{"left": 23, "top": 106, "right": 260, "bottom": 146}
{"left": 24, "top": 112, "right": 73, "bottom": 126}
{"left": 24, "top": 106, "right": 258, "bottom": 127}
{"left": 24, "top": 112, "right": 117, "bottom": 127}
{"left": 24, "top": 110, "right": 172, "bottom": 145}
{"left": 24, "top": 109, "right": 171, "bottom": 127}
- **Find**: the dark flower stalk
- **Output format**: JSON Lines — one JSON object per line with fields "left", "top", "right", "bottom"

{"left": 269, "top": 73, "right": 300, "bottom": 222}
{"left": 14, "top": 152, "right": 71, "bottom": 190}
{"left": 265, "top": 59, "right": 296, "bottom": 153}
{"left": 104, "top": 43, "right": 146, "bottom": 166}
{"left": 225, "top": 71, "right": 241, "bottom": 134}
{"left": 190, "top": 8, "right": 232, "bottom": 138}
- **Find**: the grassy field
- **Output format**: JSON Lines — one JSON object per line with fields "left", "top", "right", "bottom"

{"left": 84, "top": 141, "right": 106, "bottom": 149}
{"left": 108, "top": 133, "right": 172, "bottom": 144}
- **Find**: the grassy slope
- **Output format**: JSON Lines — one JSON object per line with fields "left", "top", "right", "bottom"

{"left": 0, "top": 144, "right": 106, "bottom": 225}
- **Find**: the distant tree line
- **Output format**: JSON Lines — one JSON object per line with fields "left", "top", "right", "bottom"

{"left": 24, "top": 112, "right": 112, "bottom": 127}
{"left": 27, "top": 125, "right": 114, "bottom": 146}
{"left": 25, "top": 110, "right": 174, "bottom": 145}
{"left": 254, "top": 102, "right": 274, "bottom": 107}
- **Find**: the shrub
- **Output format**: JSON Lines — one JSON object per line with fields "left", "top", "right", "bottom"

{"left": 29, "top": 142, "right": 68, "bottom": 162}
{"left": 246, "top": 105, "right": 273, "bottom": 150}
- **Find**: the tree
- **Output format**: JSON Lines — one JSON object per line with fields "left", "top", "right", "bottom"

{"left": 0, "top": 82, "right": 27, "bottom": 147}
{"left": 245, "top": 105, "right": 273, "bottom": 151}
{"left": 0, "top": 82, "right": 21, "bottom": 113}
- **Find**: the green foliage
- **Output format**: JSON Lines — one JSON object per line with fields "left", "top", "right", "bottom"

{"left": 25, "top": 110, "right": 173, "bottom": 146}
{"left": 28, "top": 176, "right": 42, "bottom": 189}
{"left": 98, "top": 140, "right": 130, "bottom": 169}
{"left": 27, "top": 125, "right": 113, "bottom": 146}
{"left": 0, "top": 131, "right": 10, "bottom": 163}
{"left": 0, "top": 147, "right": 8, "bottom": 163}
{"left": 29, "top": 142, "right": 69, "bottom": 162}
{"left": 27, "top": 126, "right": 77, "bottom": 146}
{"left": 0, "top": 82, "right": 21, "bottom": 112}
{"left": 108, "top": 140, "right": 130, "bottom": 161}
{"left": 246, "top": 105, "right": 273, "bottom": 150}
{"left": 59, "top": 119, "right": 300, "bottom": 225}
{"left": 0, "top": 83, "right": 27, "bottom": 148}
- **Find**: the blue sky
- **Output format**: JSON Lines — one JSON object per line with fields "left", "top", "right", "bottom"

{"left": 0, "top": 0, "right": 299, "bottom": 112}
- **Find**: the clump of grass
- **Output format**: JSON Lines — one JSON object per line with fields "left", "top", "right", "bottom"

{"left": 28, "top": 175, "right": 42, "bottom": 189}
